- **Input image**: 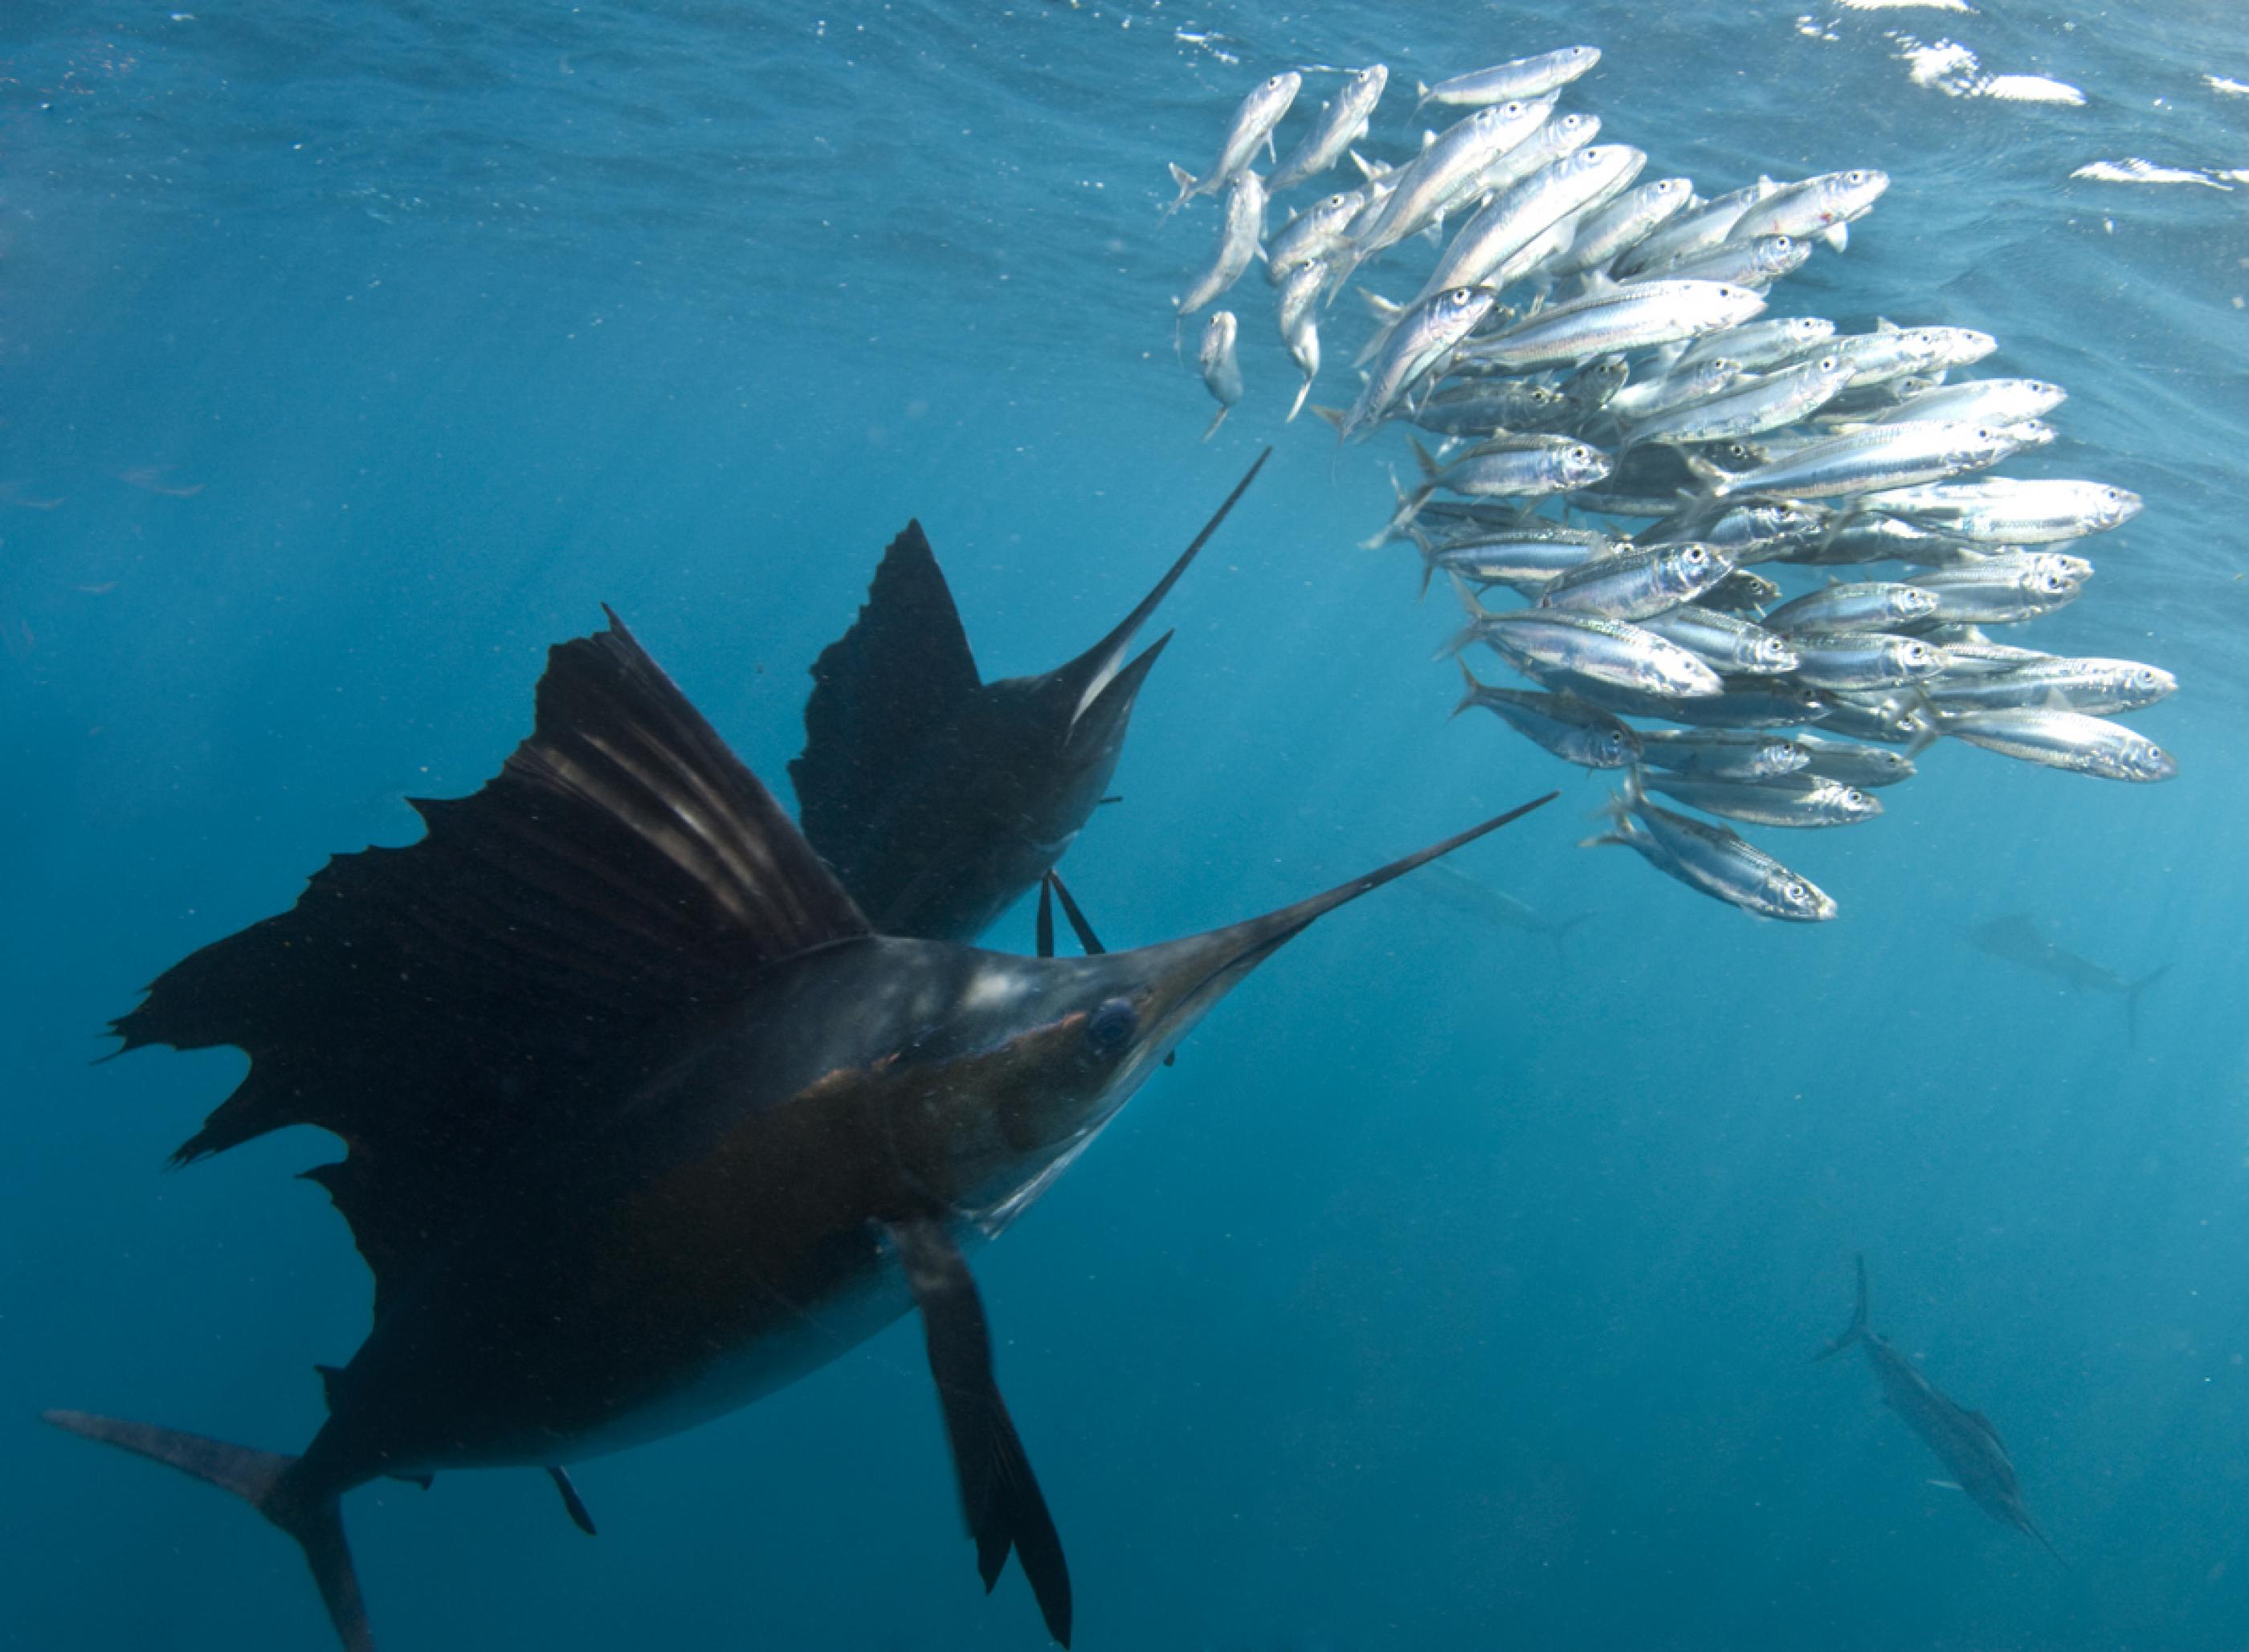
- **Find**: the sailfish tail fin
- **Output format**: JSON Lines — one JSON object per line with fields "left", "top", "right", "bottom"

{"left": 42, "top": 1410, "right": 373, "bottom": 1651}
{"left": 1814, "top": 1254, "right": 1870, "bottom": 1361}
{"left": 2124, "top": 963, "right": 2171, "bottom": 1048}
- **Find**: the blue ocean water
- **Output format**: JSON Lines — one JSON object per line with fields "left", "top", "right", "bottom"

{"left": 5, "top": 2, "right": 2247, "bottom": 1647}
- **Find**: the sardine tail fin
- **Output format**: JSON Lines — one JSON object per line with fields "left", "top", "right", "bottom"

{"left": 1410, "top": 524, "right": 1441, "bottom": 598}
{"left": 1451, "top": 657, "right": 1485, "bottom": 720}
{"left": 1814, "top": 1254, "right": 1870, "bottom": 1361}
{"left": 42, "top": 1410, "right": 373, "bottom": 1651}
{"left": 1287, "top": 375, "right": 1313, "bottom": 423}
{"left": 1162, "top": 162, "right": 1198, "bottom": 219}
{"left": 1202, "top": 403, "right": 1231, "bottom": 442}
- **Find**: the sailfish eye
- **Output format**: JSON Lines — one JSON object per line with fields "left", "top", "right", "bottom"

{"left": 1085, "top": 997, "right": 1138, "bottom": 1055}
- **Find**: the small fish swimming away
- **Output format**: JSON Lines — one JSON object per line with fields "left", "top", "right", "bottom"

{"left": 1166, "top": 71, "right": 1300, "bottom": 216}
{"left": 1160, "top": 43, "right": 2178, "bottom": 920}
{"left": 1966, "top": 913, "right": 2170, "bottom": 1043}
{"left": 1270, "top": 65, "right": 1389, "bottom": 194}
{"left": 1176, "top": 171, "right": 1267, "bottom": 320}
{"left": 1817, "top": 1257, "right": 2066, "bottom": 1566}
{"left": 1452, "top": 659, "right": 1643, "bottom": 769}
{"left": 1415, "top": 46, "right": 1600, "bottom": 110}
{"left": 46, "top": 602, "right": 1557, "bottom": 1651}
{"left": 1940, "top": 708, "right": 2175, "bottom": 782}
{"left": 1275, "top": 261, "right": 1325, "bottom": 421}
{"left": 1582, "top": 767, "right": 1836, "bottom": 920}
{"left": 1198, "top": 310, "right": 1243, "bottom": 438}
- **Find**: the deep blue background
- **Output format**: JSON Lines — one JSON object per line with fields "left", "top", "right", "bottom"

{"left": 4, "top": 2, "right": 2246, "bottom": 1647}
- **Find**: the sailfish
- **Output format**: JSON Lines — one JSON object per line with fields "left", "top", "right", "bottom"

{"left": 1817, "top": 1255, "right": 2065, "bottom": 1566}
{"left": 791, "top": 451, "right": 1270, "bottom": 952}
{"left": 47, "top": 608, "right": 1553, "bottom": 1650}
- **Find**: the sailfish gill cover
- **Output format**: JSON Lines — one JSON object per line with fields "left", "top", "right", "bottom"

{"left": 3, "top": 2, "right": 2244, "bottom": 1649}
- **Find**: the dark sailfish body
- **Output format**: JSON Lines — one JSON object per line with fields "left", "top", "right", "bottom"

{"left": 791, "top": 451, "right": 1269, "bottom": 943}
{"left": 1817, "top": 1256, "right": 2063, "bottom": 1565}
{"left": 48, "top": 608, "right": 1550, "bottom": 1650}
{"left": 1967, "top": 913, "right": 2169, "bottom": 1044}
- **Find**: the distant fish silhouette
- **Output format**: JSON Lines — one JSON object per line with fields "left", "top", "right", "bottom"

{"left": 1966, "top": 913, "right": 2169, "bottom": 1045}
{"left": 1409, "top": 860, "right": 1596, "bottom": 962}
{"left": 117, "top": 465, "right": 204, "bottom": 498}
{"left": 1818, "top": 1256, "right": 2065, "bottom": 1568}
{"left": 0, "top": 479, "right": 65, "bottom": 510}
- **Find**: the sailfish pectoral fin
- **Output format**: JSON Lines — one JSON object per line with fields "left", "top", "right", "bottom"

{"left": 548, "top": 1467, "right": 596, "bottom": 1536}
{"left": 1043, "top": 872, "right": 1106, "bottom": 956}
{"left": 886, "top": 1218, "right": 1071, "bottom": 1648}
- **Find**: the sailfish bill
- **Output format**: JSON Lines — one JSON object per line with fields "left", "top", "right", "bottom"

{"left": 51, "top": 607, "right": 1553, "bottom": 1650}
{"left": 791, "top": 449, "right": 1272, "bottom": 944}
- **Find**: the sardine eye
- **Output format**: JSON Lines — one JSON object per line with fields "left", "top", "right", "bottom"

{"left": 1846, "top": 170, "right": 1867, "bottom": 184}
{"left": 1847, "top": 790, "right": 1867, "bottom": 806}
{"left": 1085, "top": 997, "right": 1137, "bottom": 1056}
{"left": 1785, "top": 882, "right": 1807, "bottom": 901}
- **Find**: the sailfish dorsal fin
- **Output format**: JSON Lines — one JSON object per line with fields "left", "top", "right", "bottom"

{"left": 112, "top": 610, "right": 870, "bottom": 1311}
{"left": 790, "top": 520, "right": 983, "bottom": 891}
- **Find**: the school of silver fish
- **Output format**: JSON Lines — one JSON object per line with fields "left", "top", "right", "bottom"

{"left": 1162, "top": 44, "right": 2178, "bottom": 923}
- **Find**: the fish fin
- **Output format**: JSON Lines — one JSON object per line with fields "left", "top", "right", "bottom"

{"left": 1162, "top": 162, "right": 1197, "bottom": 218}
{"left": 1265, "top": 131, "right": 1278, "bottom": 164}
{"left": 1347, "top": 148, "right": 1382, "bottom": 181}
{"left": 124, "top": 610, "right": 871, "bottom": 1312}
{"left": 2024, "top": 1516, "right": 2069, "bottom": 1571}
{"left": 1926, "top": 1479, "right": 1963, "bottom": 1491}
{"left": 1409, "top": 523, "right": 1443, "bottom": 599}
{"left": 2125, "top": 963, "right": 2170, "bottom": 1047}
{"left": 549, "top": 1467, "right": 597, "bottom": 1537}
{"left": 1960, "top": 1408, "right": 2007, "bottom": 1447}
{"left": 1814, "top": 1253, "right": 1870, "bottom": 1361}
{"left": 1413, "top": 80, "right": 1431, "bottom": 105}
{"left": 1287, "top": 374, "right": 1313, "bottom": 423}
{"left": 1408, "top": 435, "right": 1442, "bottom": 481}
{"left": 1202, "top": 403, "right": 1231, "bottom": 442}
{"left": 1308, "top": 403, "right": 1349, "bottom": 433}
{"left": 1546, "top": 910, "right": 1598, "bottom": 965}
{"left": 1876, "top": 316, "right": 1898, "bottom": 332}
{"left": 887, "top": 1219, "right": 1071, "bottom": 1649}
{"left": 1043, "top": 871, "right": 1106, "bottom": 957}
{"left": 1822, "top": 222, "right": 1849, "bottom": 253}
{"left": 43, "top": 1410, "right": 372, "bottom": 1652}
{"left": 793, "top": 521, "right": 985, "bottom": 885}
{"left": 1451, "top": 657, "right": 1486, "bottom": 719}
